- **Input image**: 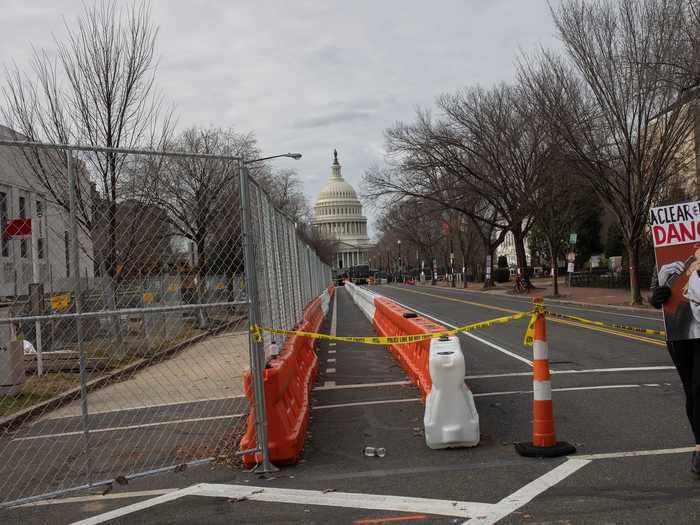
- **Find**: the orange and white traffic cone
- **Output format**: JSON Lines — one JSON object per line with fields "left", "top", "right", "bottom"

{"left": 515, "top": 297, "right": 575, "bottom": 458}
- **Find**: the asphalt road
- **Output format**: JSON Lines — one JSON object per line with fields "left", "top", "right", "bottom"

{"left": 4, "top": 285, "right": 699, "bottom": 525}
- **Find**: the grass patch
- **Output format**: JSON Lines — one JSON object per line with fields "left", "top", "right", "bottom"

{"left": 0, "top": 373, "right": 81, "bottom": 417}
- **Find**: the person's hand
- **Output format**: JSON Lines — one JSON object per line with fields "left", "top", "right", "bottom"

{"left": 658, "top": 261, "right": 686, "bottom": 287}
{"left": 650, "top": 285, "right": 672, "bottom": 309}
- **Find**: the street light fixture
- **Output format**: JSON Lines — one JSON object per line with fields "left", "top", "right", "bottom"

{"left": 244, "top": 152, "right": 302, "bottom": 165}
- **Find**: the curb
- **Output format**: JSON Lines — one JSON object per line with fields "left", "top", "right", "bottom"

{"left": 0, "top": 317, "right": 245, "bottom": 432}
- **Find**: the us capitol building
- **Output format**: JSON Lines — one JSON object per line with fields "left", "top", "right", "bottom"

{"left": 313, "top": 150, "right": 373, "bottom": 272}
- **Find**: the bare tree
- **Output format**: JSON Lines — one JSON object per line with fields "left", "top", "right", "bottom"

{"left": 520, "top": 0, "right": 695, "bottom": 303}
{"left": 2, "top": 0, "right": 172, "bottom": 279}
{"left": 257, "top": 168, "right": 310, "bottom": 223}
{"left": 434, "top": 84, "right": 552, "bottom": 278}
{"left": 376, "top": 198, "right": 444, "bottom": 278}
{"left": 138, "top": 127, "right": 256, "bottom": 327}
{"left": 531, "top": 155, "right": 590, "bottom": 296}
{"left": 364, "top": 83, "right": 550, "bottom": 286}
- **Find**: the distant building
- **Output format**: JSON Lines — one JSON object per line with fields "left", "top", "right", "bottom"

{"left": 312, "top": 150, "right": 373, "bottom": 271}
{"left": 495, "top": 229, "right": 531, "bottom": 269}
{"left": 0, "top": 125, "right": 95, "bottom": 296}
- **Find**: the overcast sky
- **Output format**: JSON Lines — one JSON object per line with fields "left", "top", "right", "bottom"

{"left": 0, "top": 0, "right": 561, "bottom": 237}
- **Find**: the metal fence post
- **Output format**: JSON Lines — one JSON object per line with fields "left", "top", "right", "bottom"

{"left": 239, "top": 160, "right": 278, "bottom": 474}
{"left": 68, "top": 151, "right": 93, "bottom": 487}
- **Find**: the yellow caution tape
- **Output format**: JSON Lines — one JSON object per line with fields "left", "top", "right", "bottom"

{"left": 251, "top": 303, "right": 665, "bottom": 348}
{"left": 252, "top": 312, "right": 528, "bottom": 346}
{"left": 523, "top": 313, "right": 537, "bottom": 347}
{"left": 543, "top": 310, "right": 666, "bottom": 337}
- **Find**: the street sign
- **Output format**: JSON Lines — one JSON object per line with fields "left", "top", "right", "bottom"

{"left": 569, "top": 233, "right": 577, "bottom": 245}
{"left": 566, "top": 251, "right": 576, "bottom": 263}
{"left": 567, "top": 262, "right": 575, "bottom": 273}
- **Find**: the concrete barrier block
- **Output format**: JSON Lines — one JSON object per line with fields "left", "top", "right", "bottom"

{"left": 0, "top": 340, "right": 25, "bottom": 396}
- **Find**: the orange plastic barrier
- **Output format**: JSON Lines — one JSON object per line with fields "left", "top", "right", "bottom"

{"left": 239, "top": 287, "right": 334, "bottom": 467}
{"left": 372, "top": 296, "right": 446, "bottom": 398}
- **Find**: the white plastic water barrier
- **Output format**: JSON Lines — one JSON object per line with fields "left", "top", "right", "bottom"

{"left": 424, "top": 336, "right": 480, "bottom": 449}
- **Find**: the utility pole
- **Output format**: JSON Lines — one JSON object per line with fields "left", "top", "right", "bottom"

{"left": 450, "top": 237, "right": 455, "bottom": 288}
{"left": 397, "top": 240, "right": 402, "bottom": 283}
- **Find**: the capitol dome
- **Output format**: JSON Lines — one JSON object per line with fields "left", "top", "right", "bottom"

{"left": 313, "top": 150, "right": 372, "bottom": 271}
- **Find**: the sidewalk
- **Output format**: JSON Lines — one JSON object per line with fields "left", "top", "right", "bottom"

{"left": 418, "top": 278, "right": 652, "bottom": 309}
{"left": 44, "top": 329, "right": 250, "bottom": 418}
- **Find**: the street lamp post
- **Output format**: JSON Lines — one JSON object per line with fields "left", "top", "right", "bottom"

{"left": 239, "top": 151, "right": 301, "bottom": 475}
{"left": 397, "top": 240, "right": 402, "bottom": 283}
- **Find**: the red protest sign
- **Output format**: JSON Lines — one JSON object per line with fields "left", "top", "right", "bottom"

{"left": 650, "top": 201, "right": 700, "bottom": 341}
{"left": 4, "top": 218, "right": 32, "bottom": 237}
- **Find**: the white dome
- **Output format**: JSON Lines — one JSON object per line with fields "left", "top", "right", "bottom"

{"left": 317, "top": 179, "right": 359, "bottom": 204}
{"left": 312, "top": 151, "right": 372, "bottom": 272}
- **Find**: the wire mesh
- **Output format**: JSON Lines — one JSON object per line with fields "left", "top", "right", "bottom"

{"left": 248, "top": 179, "right": 331, "bottom": 361}
{"left": 0, "top": 138, "right": 331, "bottom": 506}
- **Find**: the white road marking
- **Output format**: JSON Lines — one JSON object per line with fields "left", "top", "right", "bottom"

{"left": 61, "top": 446, "right": 696, "bottom": 525}
{"left": 329, "top": 343, "right": 337, "bottom": 347}
{"left": 70, "top": 485, "right": 203, "bottom": 525}
{"left": 323, "top": 381, "right": 336, "bottom": 388}
{"left": 327, "top": 358, "right": 336, "bottom": 363}
{"left": 12, "top": 413, "right": 245, "bottom": 442}
{"left": 326, "top": 368, "right": 336, "bottom": 374}
{"left": 472, "top": 384, "right": 646, "bottom": 398}
{"left": 328, "top": 349, "right": 336, "bottom": 354}
{"left": 464, "top": 459, "right": 591, "bottom": 524}
{"left": 18, "top": 489, "right": 177, "bottom": 507}
{"left": 314, "top": 379, "right": 412, "bottom": 391}
{"left": 314, "top": 384, "right": 655, "bottom": 410}
{"left": 382, "top": 297, "right": 533, "bottom": 367}
{"left": 73, "top": 483, "right": 494, "bottom": 524}
{"left": 313, "top": 367, "right": 676, "bottom": 392}
{"left": 576, "top": 446, "right": 695, "bottom": 460}
{"left": 313, "top": 398, "right": 421, "bottom": 410}
{"left": 43, "top": 395, "right": 246, "bottom": 420}
{"left": 551, "top": 366, "right": 675, "bottom": 375}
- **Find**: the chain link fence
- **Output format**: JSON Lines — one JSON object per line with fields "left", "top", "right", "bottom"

{"left": 0, "top": 138, "right": 331, "bottom": 506}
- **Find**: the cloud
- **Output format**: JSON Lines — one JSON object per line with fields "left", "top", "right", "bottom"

{"left": 293, "top": 110, "right": 373, "bottom": 129}
{"left": 0, "top": 0, "right": 562, "bottom": 239}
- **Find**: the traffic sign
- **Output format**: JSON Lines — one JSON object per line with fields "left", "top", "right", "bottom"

{"left": 567, "top": 251, "right": 576, "bottom": 263}
{"left": 569, "top": 233, "right": 577, "bottom": 245}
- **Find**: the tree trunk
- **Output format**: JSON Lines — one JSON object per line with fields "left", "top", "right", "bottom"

{"left": 626, "top": 240, "right": 643, "bottom": 305}
{"left": 547, "top": 238, "right": 558, "bottom": 296}
{"left": 195, "top": 235, "right": 209, "bottom": 329}
{"left": 512, "top": 224, "right": 529, "bottom": 283}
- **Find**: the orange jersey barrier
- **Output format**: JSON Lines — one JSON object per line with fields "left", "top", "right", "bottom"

{"left": 373, "top": 296, "right": 446, "bottom": 398}
{"left": 239, "top": 287, "right": 334, "bottom": 467}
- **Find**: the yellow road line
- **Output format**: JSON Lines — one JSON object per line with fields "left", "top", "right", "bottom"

{"left": 551, "top": 318, "right": 666, "bottom": 347}
{"left": 393, "top": 287, "right": 520, "bottom": 314}
{"left": 391, "top": 286, "right": 666, "bottom": 347}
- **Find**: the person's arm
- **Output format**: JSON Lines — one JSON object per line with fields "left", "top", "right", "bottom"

{"left": 650, "top": 266, "right": 675, "bottom": 309}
